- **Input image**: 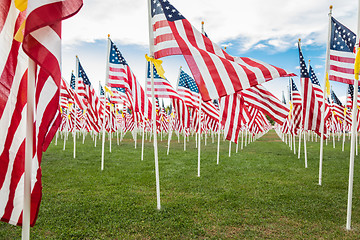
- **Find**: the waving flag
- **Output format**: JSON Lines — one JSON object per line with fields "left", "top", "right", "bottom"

{"left": 146, "top": 61, "right": 180, "bottom": 99}
{"left": 331, "top": 89, "right": 346, "bottom": 122}
{"left": 298, "top": 43, "right": 330, "bottom": 136}
{"left": 328, "top": 17, "right": 356, "bottom": 85}
{"left": 241, "top": 85, "right": 289, "bottom": 125}
{"left": 106, "top": 39, "right": 152, "bottom": 120}
{"left": 77, "top": 59, "right": 102, "bottom": 132}
{"left": 177, "top": 69, "right": 200, "bottom": 108}
{"left": 0, "top": 0, "right": 82, "bottom": 227}
{"left": 149, "top": 0, "right": 294, "bottom": 101}
{"left": 309, "top": 65, "right": 324, "bottom": 100}
{"left": 289, "top": 78, "right": 302, "bottom": 134}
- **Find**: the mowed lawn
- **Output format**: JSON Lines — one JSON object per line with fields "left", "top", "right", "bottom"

{"left": 1, "top": 130, "right": 360, "bottom": 239}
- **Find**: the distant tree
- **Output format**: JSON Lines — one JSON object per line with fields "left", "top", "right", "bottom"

{"left": 266, "top": 115, "right": 275, "bottom": 125}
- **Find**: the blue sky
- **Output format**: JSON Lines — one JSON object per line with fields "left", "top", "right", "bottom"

{"left": 61, "top": 0, "right": 358, "bottom": 104}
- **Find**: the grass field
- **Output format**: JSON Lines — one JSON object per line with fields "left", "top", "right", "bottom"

{"left": 1, "top": 130, "right": 360, "bottom": 239}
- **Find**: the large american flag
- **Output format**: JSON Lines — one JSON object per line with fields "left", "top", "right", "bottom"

{"left": 0, "top": 0, "right": 82, "bottom": 226}
{"left": 107, "top": 39, "right": 152, "bottom": 120}
{"left": 329, "top": 17, "right": 356, "bottom": 85}
{"left": 150, "top": 0, "right": 295, "bottom": 101}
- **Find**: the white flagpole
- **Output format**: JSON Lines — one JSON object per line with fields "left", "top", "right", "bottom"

{"left": 22, "top": 58, "right": 36, "bottom": 240}
{"left": 198, "top": 101, "right": 202, "bottom": 177}
{"left": 147, "top": 0, "right": 161, "bottom": 210}
{"left": 228, "top": 141, "right": 231, "bottom": 157}
{"left": 346, "top": 0, "right": 360, "bottom": 229}
{"left": 168, "top": 67, "right": 182, "bottom": 154}
{"left": 304, "top": 131, "right": 308, "bottom": 168}
{"left": 216, "top": 120, "right": 221, "bottom": 164}
{"left": 73, "top": 68, "right": 78, "bottom": 159}
{"left": 319, "top": 5, "right": 332, "bottom": 186}
{"left": 101, "top": 86, "right": 106, "bottom": 171}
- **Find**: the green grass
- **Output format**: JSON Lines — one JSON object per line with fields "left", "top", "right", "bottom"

{"left": 1, "top": 130, "right": 360, "bottom": 239}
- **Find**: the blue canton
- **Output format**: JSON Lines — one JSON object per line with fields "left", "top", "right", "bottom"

{"left": 109, "top": 40, "right": 128, "bottom": 66}
{"left": 178, "top": 69, "right": 199, "bottom": 93}
{"left": 331, "top": 90, "right": 342, "bottom": 106}
{"left": 70, "top": 72, "right": 76, "bottom": 90}
{"left": 147, "top": 61, "right": 162, "bottom": 79}
{"left": 78, "top": 61, "right": 91, "bottom": 86}
{"left": 309, "top": 65, "right": 321, "bottom": 86}
{"left": 330, "top": 17, "right": 356, "bottom": 52}
{"left": 298, "top": 43, "right": 310, "bottom": 78}
{"left": 152, "top": 0, "right": 184, "bottom": 21}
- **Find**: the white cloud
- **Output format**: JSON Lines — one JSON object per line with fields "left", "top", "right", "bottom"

{"left": 314, "top": 65, "right": 323, "bottom": 69}
{"left": 62, "top": 0, "right": 357, "bottom": 53}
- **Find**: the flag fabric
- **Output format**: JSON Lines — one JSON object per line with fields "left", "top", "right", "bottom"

{"left": 150, "top": 0, "right": 295, "bottom": 101}
{"left": 241, "top": 84, "right": 289, "bottom": 125}
{"left": 328, "top": 17, "right": 356, "bottom": 85}
{"left": 0, "top": 0, "right": 82, "bottom": 226}
{"left": 220, "top": 93, "right": 244, "bottom": 143}
{"left": 177, "top": 69, "right": 200, "bottom": 108}
{"left": 309, "top": 65, "right": 324, "bottom": 100}
{"left": 146, "top": 61, "right": 180, "bottom": 99}
{"left": 107, "top": 39, "right": 152, "bottom": 121}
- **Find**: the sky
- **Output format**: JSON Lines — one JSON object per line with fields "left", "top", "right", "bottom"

{"left": 61, "top": 0, "right": 358, "bottom": 104}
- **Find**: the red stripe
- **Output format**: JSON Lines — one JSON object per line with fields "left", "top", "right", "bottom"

{"left": 154, "top": 33, "right": 175, "bottom": 45}
{"left": 109, "top": 67, "right": 126, "bottom": 73}
{"left": 330, "top": 65, "right": 354, "bottom": 74}
{"left": 329, "top": 75, "right": 354, "bottom": 85}
{"left": 0, "top": 0, "right": 11, "bottom": 32}
{"left": 330, "top": 54, "right": 355, "bottom": 64}
{"left": 153, "top": 19, "right": 169, "bottom": 31}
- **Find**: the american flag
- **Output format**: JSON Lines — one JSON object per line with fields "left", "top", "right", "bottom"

{"left": 77, "top": 59, "right": 102, "bottom": 132}
{"left": 298, "top": 44, "right": 331, "bottom": 136}
{"left": 150, "top": 0, "right": 295, "bottom": 101}
{"left": 0, "top": 0, "right": 82, "bottom": 226}
{"left": 177, "top": 69, "right": 200, "bottom": 108}
{"left": 146, "top": 61, "right": 180, "bottom": 99}
{"left": 241, "top": 84, "right": 289, "bottom": 125}
{"left": 328, "top": 17, "right": 356, "bottom": 85}
{"left": 309, "top": 65, "right": 323, "bottom": 100}
{"left": 107, "top": 39, "right": 152, "bottom": 121}
{"left": 331, "top": 89, "right": 347, "bottom": 123}
{"left": 220, "top": 93, "right": 244, "bottom": 143}
{"left": 289, "top": 78, "right": 302, "bottom": 135}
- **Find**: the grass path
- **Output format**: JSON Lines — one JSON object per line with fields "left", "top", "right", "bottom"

{"left": 1, "top": 130, "right": 360, "bottom": 239}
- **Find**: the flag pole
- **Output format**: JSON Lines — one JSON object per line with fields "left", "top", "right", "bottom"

{"left": 198, "top": 21, "right": 206, "bottom": 177}
{"left": 167, "top": 67, "right": 182, "bottom": 155}
{"left": 346, "top": 0, "right": 360, "bottom": 229}
{"left": 101, "top": 83, "right": 106, "bottom": 171}
{"left": 22, "top": 58, "right": 36, "bottom": 240}
{"left": 147, "top": 0, "right": 161, "bottom": 210}
{"left": 73, "top": 63, "right": 79, "bottom": 159}
{"left": 319, "top": 5, "right": 332, "bottom": 185}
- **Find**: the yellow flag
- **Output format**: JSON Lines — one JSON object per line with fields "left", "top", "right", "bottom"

{"left": 355, "top": 47, "right": 360, "bottom": 80}
{"left": 145, "top": 54, "right": 166, "bottom": 79}
{"left": 14, "top": 20, "right": 25, "bottom": 43}
{"left": 15, "top": 0, "right": 27, "bottom": 12}
{"left": 104, "top": 86, "right": 114, "bottom": 96}
{"left": 344, "top": 108, "right": 347, "bottom": 116}
{"left": 288, "top": 101, "right": 293, "bottom": 119}
{"left": 325, "top": 73, "right": 330, "bottom": 96}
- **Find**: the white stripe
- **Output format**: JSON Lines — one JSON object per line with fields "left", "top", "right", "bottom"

{"left": 175, "top": 21, "right": 218, "bottom": 99}
{"left": 31, "top": 26, "right": 61, "bottom": 64}
{"left": 0, "top": 1, "right": 19, "bottom": 75}
{"left": 27, "top": 0, "right": 64, "bottom": 14}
